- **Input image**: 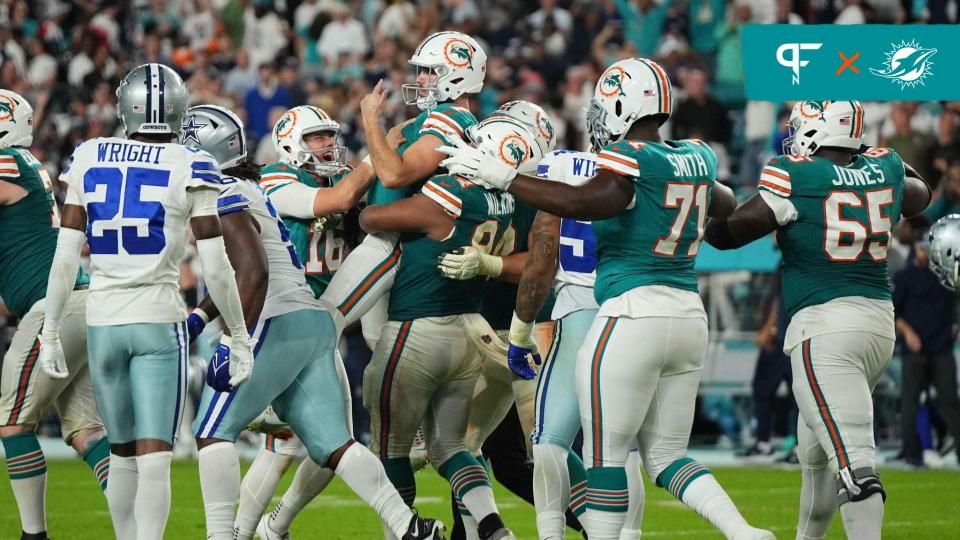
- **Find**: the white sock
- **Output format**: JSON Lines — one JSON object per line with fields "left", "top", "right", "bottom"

{"left": 461, "top": 484, "right": 499, "bottom": 523}
{"left": 235, "top": 448, "right": 296, "bottom": 538}
{"left": 839, "top": 493, "right": 883, "bottom": 540}
{"left": 5, "top": 460, "right": 47, "bottom": 533}
{"left": 533, "top": 444, "right": 569, "bottom": 539}
{"left": 680, "top": 474, "right": 750, "bottom": 539}
{"left": 319, "top": 231, "right": 399, "bottom": 328}
{"left": 461, "top": 507, "right": 480, "bottom": 540}
{"left": 269, "top": 459, "right": 335, "bottom": 533}
{"left": 106, "top": 453, "right": 138, "bottom": 540}
{"left": 334, "top": 442, "right": 413, "bottom": 538}
{"left": 621, "top": 450, "right": 645, "bottom": 540}
{"left": 135, "top": 451, "right": 173, "bottom": 540}
{"left": 796, "top": 466, "right": 837, "bottom": 539}
{"left": 198, "top": 442, "right": 240, "bottom": 540}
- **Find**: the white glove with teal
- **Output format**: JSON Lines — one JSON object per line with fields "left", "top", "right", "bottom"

{"left": 437, "top": 138, "right": 518, "bottom": 190}
{"left": 437, "top": 246, "right": 504, "bottom": 280}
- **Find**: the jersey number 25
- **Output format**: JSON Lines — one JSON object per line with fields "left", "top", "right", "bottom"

{"left": 83, "top": 167, "right": 169, "bottom": 255}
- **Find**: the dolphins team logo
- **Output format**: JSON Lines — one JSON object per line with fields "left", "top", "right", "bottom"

{"left": 0, "top": 95, "right": 16, "bottom": 123}
{"left": 798, "top": 100, "right": 829, "bottom": 120}
{"left": 599, "top": 66, "right": 630, "bottom": 98}
{"left": 499, "top": 134, "right": 528, "bottom": 168}
{"left": 870, "top": 39, "right": 937, "bottom": 90}
{"left": 535, "top": 112, "right": 553, "bottom": 143}
{"left": 444, "top": 38, "right": 474, "bottom": 70}
{"left": 275, "top": 110, "right": 297, "bottom": 138}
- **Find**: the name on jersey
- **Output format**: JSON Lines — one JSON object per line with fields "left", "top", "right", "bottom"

{"left": 666, "top": 153, "right": 709, "bottom": 177}
{"left": 831, "top": 164, "right": 884, "bottom": 186}
{"left": 572, "top": 157, "right": 596, "bottom": 178}
{"left": 484, "top": 192, "right": 515, "bottom": 217}
{"left": 96, "top": 142, "right": 164, "bottom": 165}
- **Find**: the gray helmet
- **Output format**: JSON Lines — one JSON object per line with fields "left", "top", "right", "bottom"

{"left": 927, "top": 214, "right": 960, "bottom": 291}
{"left": 180, "top": 104, "right": 247, "bottom": 169}
{"left": 116, "top": 63, "right": 189, "bottom": 137}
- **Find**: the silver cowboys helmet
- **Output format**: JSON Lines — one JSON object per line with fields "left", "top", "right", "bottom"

{"left": 927, "top": 214, "right": 960, "bottom": 291}
{"left": 179, "top": 105, "right": 248, "bottom": 169}
{"left": 116, "top": 63, "right": 189, "bottom": 137}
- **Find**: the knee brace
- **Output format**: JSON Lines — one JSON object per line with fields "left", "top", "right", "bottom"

{"left": 837, "top": 466, "right": 886, "bottom": 505}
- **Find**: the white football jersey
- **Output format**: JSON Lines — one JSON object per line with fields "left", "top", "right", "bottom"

{"left": 536, "top": 150, "right": 600, "bottom": 319}
{"left": 61, "top": 137, "right": 221, "bottom": 325}
{"left": 216, "top": 178, "right": 323, "bottom": 320}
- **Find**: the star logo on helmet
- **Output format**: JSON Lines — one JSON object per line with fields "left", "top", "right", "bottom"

{"left": 600, "top": 67, "right": 631, "bottom": 98}
{"left": 180, "top": 115, "right": 206, "bottom": 146}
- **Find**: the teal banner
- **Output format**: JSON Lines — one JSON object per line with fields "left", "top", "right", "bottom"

{"left": 742, "top": 24, "right": 957, "bottom": 101}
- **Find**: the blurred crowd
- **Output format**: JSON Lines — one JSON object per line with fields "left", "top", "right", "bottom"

{"left": 1, "top": 0, "right": 960, "bottom": 460}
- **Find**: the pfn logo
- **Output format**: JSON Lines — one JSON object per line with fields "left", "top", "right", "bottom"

{"left": 777, "top": 43, "right": 823, "bottom": 85}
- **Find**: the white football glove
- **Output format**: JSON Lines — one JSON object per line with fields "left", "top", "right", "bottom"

{"left": 225, "top": 335, "right": 254, "bottom": 387}
{"left": 38, "top": 328, "right": 69, "bottom": 379}
{"left": 437, "top": 138, "right": 518, "bottom": 190}
{"left": 437, "top": 246, "right": 504, "bottom": 280}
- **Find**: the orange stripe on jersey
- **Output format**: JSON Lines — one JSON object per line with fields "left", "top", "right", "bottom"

{"left": 0, "top": 168, "right": 19, "bottom": 175}
{"left": 762, "top": 168, "right": 790, "bottom": 182}
{"left": 260, "top": 174, "right": 297, "bottom": 183}
{"left": 423, "top": 182, "right": 462, "bottom": 210}
{"left": 427, "top": 112, "right": 464, "bottom": 137}
{"left": 598, "top": 151, "right": 638, "bottom": 170}
{"left": 759, "top": 180, "right": 791, "bottom": 195}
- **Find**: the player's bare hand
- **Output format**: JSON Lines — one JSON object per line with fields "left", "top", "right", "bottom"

{"left": 360, "top": 80, "right": 389, "bottom": 123}
{"left": 904, "top": 328, "right": 922, "bottom": 353}
{"left": 38, "top": 330, "right": 69, "bottom": 379}
{"left": 387, "top": 118, "right": 415, "bottom": 150}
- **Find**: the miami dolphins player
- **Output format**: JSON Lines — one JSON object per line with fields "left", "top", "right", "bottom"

{"left": 704, "top": 100, "right": 931, "bottom": 540}
{"left": 360, "top": 118, "right": 543, "bottom": 540}
{"left": 435, "top": 103, "right": 584, "bottom": 538}
{"left": 499, "top": 148, "right": 645, "bottom": 540}
{"left": 38, "top": 64, "right": 253, "bottom": 540}
{"left": 181, "top": 104, "right": 446, "bottom": 540}
{"left": 319, "top": 30, "right": 485, "bottom": 344}
{"left": 439, "top": 57, "right": 773, "bottom": 540}
{"left": 0, "top": 90, "right": 109, "bottom": 540}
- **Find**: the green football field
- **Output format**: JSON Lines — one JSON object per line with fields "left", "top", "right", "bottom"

{"left": 1, "top": 461, "right": 958, "bottom": 539}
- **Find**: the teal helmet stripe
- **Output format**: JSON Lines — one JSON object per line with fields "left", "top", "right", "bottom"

{"left": 638, "top": 60, "right": 662, "bottom": 114}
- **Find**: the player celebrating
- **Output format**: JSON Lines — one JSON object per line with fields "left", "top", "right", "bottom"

{"left": 319, "top": 30, "right": 485, "bottom": 342}
{"left": 438, "top": 58, "right": 773, "bottom": 540}
{"left": 36, "top": 64, "right": 253, "bottom": 540}
{"left": 0, "top": 90, "right": 110, "bottom": 540}
{"left": 180, "top": 104, "right": 445, "bottom": 540}
{"left": 703, "top": 100, "right": 931, "bottom": 540}
{"left": 360, "top": 118, "right": 543, "bottom": 540}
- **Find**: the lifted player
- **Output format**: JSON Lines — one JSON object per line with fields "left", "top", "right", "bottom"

{"left": 704, "top": 100, "right": 931, "bottom": 540}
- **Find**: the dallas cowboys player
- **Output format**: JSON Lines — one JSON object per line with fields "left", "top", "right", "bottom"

{"left": 37, "top": 64, "right": 253, "bottom": 540}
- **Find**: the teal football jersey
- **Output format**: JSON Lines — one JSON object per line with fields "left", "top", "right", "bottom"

{"left": 758, "top": 148, "right": 906, "bottom": 318}
{"left": 388, "top": 175, "right": 515, "bottom": 321}
{"left": 591, "top": 139, "right": 717, "bottom": 304}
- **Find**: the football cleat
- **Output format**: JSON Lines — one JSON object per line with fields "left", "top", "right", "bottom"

{"left": 256, "top": 516, "right": 290, "bottom": 540}
{"left": 402, "top": 514, "right": 446, "bottom": 540}
{"left": 485, "top": 528, "right": 517, "bottom": 540}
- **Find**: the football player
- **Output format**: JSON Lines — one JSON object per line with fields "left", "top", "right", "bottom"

{"left": 318, "top": 30, "right": 485, "bottom": 347}
{"left": 359, "top": 117, "right": 543, "bottom": 540}
{"left": 181, "top": 104, "right": 445, "bottom": 540}
{"left": 0, "top": 90, "right": 110, "bottom": 540}
{"left": 38, "top": 64, "right": 253, "bottom": 540}
{"left": 501, "top": 148, "right": 645, "bottom": 540}
{"left": 438, "top": 58, "right": 774, "bottom": 540}
{"left": 704, "top": 100, "right": 931, "bottom": 540}
{"left": 228, "top": 104, "right": 378, "bottom": 540}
